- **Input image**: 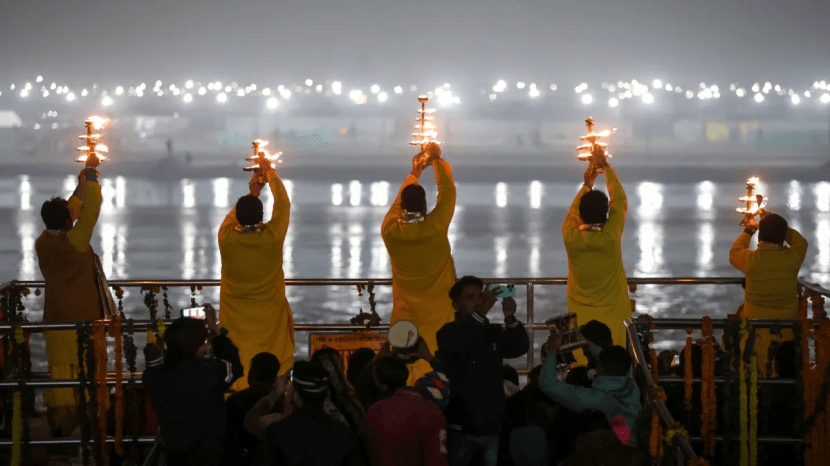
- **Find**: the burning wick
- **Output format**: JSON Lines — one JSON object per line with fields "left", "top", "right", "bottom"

{"left": 576, "top": 117, "right": 616, "bottom": 174}
{"left": 75, "top": 116, "right": 110, "bottom": 166}
{"left": 736, "top": 176, "right": 767, "bottom": 225}
{"left": 243, "top": 139, "right": 282, "bottom": 172}
{"left": 410, "top": 95, "right": 439, "bottom": 149}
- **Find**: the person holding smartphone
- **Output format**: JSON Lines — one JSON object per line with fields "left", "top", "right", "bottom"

{"left": 219, "top": 154, "right": 294, "bottom": 391}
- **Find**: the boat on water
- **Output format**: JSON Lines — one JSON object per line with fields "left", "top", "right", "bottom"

{"left": 0, "top": 276, "right": 828, "bottom": 465}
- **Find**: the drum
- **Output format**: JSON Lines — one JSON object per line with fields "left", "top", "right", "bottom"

{"left": 545, "top": 313, "right": 588, "bottom": 354}
{"left": 388, "top": 320, "right": 419, "bottom": 350}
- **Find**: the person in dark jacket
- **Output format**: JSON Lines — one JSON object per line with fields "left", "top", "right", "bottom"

{"left": 223, "top": 352, "right": 281, "bottom": 466}
{"left": 436, "top": 275, "right": 530, "bottom": 466}
{"left": 255, "top": 360, "right": 354, "bottom": 466}
{"left": 142, "top": 316, "right": 243, "bottom": 466}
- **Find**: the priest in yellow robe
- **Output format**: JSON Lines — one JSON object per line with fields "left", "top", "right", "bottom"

{"left": 382, "top": 143, "right": 457, "bottom": 383}
{"left": 562, "top": 151, "right": 631, "bottom": 365}
{"left": 219, "top": 159, "right": 294, "bottom": 391}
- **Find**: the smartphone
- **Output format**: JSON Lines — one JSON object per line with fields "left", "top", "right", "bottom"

{"left": 181, "top": 306, "right": 206, "bottom": 320}
{"left": 489, "top": 284, "right": 516, "bottom": 299}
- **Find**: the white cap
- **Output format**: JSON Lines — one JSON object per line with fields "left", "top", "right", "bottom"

{"left": 389, "top": 320, "right": 419, "bottom": 349}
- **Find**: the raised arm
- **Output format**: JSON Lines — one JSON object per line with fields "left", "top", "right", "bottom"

{"left": 539, "top": 352, "right": 602, "bottom": 413}
{"left": 787, "top": 228, "right": 809, "bottom": 264}
{"left": 603, "top": 165, "right": 628, "bottom": 237}
{"left": 264, "top": 168, "right": 290, "bottom": 239}
{"left": 66, "top": 170, "right": 102, "bottom": 253}
{"left": 729, "top": 230, "right": 753, "bottom": 273}
{"left": 429, "top": 159, "right": 456, "bottom": 230}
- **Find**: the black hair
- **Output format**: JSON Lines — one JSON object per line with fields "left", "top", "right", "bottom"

{"left": 347, "top": 348, "right": 376, "bottom": 386}
{"left": 401, "top": 184, "right": 427, "bottom": 213}
{"left": 373, "top": 356, "right": 410, "bottom": 392}
{"left": 758, "top": 213, "right": 788, "bottom": 244}
{"left": 41, "top": 197, "right": 71, "bottom": 230}
{"left": 292, "top": 361, "right": 329, "bottom": 408}
{"left": 248, "top": 352, "right": 281, "bottom": 387}
{"left": 580, "top": 320, "right": 613, "bottom": 349}
{"left": 579, "top": 190, "right": 609, "bottom": 225}
{"left": 598, "top": 346, "right": 633, "bottom": 377}
{"left": 448, "top": 275, "right": 484, "bottom": 302}
{"left": 162, "top": 318, "right": 207, "bottom": 372}
{"left": 235, "top": 195, "right": 264, "bottom": 226}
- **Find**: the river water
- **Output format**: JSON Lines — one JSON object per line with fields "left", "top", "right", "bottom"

{"left": 1, "top": 174, "right": 829, "bottom": 366}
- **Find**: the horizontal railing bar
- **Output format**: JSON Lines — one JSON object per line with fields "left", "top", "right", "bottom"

{"left": 645, "top": 318, "right": 804, "bottom": 330}
{"left": 656, "top": 376, "right": 794, "bottom": 386}
{"left": 0, "top": 321, "right": 389, "bottom": 332}
{"left": 0, "top": 436, "right": 157, "bottom": 447}
{"left": 0, "top": 377, "right": 143, "bottom": 389}
{"left": 689, "top": 436, "right": 803, "bottom": 445}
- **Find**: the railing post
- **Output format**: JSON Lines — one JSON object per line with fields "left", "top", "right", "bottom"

{"left": 526, "top": 281, "right": 535, "bottom": 371}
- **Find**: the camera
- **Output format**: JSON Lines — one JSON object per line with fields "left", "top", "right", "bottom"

{"left": 489, "top": 284, "right": 516, "bottom": 299}
{"left": 181, "top": 306, "right": 206, "bottom": 320}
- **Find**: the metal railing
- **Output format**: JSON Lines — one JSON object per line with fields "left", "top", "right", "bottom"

{"left": 0, "top": 276, "right": 827, "bottom": 460}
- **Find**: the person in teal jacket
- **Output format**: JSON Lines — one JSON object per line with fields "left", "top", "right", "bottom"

{"left": 539, "top": 332, "right": 641, "bottom": 445}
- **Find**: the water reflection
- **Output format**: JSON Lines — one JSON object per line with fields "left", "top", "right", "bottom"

{"left": 529, "top": 181, "right": 542, "bottom": 209}
{"left": 696, "top": 181, "right": 714, "bottom": 213}
{"left": 697, "top": 222, "right": 714, "bottom": 273}
{"left": 816, "top": 218, "right": 829, "bottom": 274}
{"left": 62, "top": 175, "right": 75, "bottom": 197}
{"left": 348, "top": 223, "right": 363, "bottom": 278}
{"left": 19, "top": 175, "right": 31, "bottom": 211}
{"left": 815, "top": 182, "right": 830, "bottom": 212}
{"left": 331, "top": 184, "right": 344, "bottom": 206}
{"left": 99, "top": 220, "right": 127, "bottom": 278}
{"left": 494, "top": 236, "right": 508, "bottom": 277}
{"left": 370, "top": 236, "right": 389, "bottom": 276}
{"left": 101, "top": 178, "right": 115, "bottom": 214}
{"left": 18, "top": 218, "right": 36, "bottom": 280}
{"left": 213, "top": 178, "right": 229, "bottom": 209}
{"left": 495, "top": 183, "right": 508, "bottom": 208}
{"left": 637, "top": 222, "right": 665, "bottom": 275}
{"left": 349, "top": 181, "right": 362, "bottom": 207}
{"left": 329, "top": 223, "right": 344, "bottom": 278}
{"left": 637, "top": 182, "right": 663, "bottom": 219}
{"left": 787, "top": 180, "right": 802, "bottom": 211}
{"left": 528, "top": 235, "right": 541, "bottom": 275}
{"left": 182, "top": 218, "right": 197, "bottom": 279}
{"left": 370, "top": 182, "right": 390, "bottom": 207}
{"left": 181, "top": 179, "right": 195, "bottom": 208}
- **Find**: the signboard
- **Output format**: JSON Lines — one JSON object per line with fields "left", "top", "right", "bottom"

{"left": 309, "top": 331, "right": 388, "bottom": 372}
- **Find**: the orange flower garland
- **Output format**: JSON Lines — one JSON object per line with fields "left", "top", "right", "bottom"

{"left": 700, "top": 316, "right": 717, "bottom": 457}
{"left": 684, "top": 327, "right": 694, "bottom": 412}
{"left": 648, "top": 348, "right": 664, "bottom": 458}
{"left": 108, "top": 315, "right": 125, "bottom": 456}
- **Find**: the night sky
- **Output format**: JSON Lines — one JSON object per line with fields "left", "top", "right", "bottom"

{"left": 0, "top": 0, "right": 828, "bottom": 86}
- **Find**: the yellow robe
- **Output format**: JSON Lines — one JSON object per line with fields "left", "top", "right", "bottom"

{"left": 219, "top": 176, "right": 294, "bottom": 390}
{"left": 729, "top": 228, "right": 808, "bottom": 376}
{"left": 35, "top": 182, "right": 102, "bottom": 431}
{"left": 562, "top": 166, "right": 631, "bottom": 363}
{"left": 382, "top": 160, "right": 457, "bottom": 383}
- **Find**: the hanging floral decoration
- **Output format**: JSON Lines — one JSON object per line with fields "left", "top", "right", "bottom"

{"left": 700, "top": 316, "right": 717, "bottom": 457}
{"left": 684, "top": 327, "right": 694, "bottom": 412}
{"left": 108, "top": 315, "right": 125, "bottom": 456}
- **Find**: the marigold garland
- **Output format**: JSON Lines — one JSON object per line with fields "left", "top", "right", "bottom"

{"left": 684, "top": 327, "right": 694, "bottom": 412}
{"left": 648, "top": 349, "right": 664, "bottom": 458}
{"left": 108, "top": 315, "right": 125, "bottom": 456}
{"left": 700, "top": 316, "right": 717, "bottom": 457}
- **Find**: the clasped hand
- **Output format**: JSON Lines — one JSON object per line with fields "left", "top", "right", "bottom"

{"left": 411, "top": 142, "right": 441, "bottom": 177}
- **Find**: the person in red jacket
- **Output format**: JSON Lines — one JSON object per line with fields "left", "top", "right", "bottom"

{"left": 364, "top": 356, "right": 448, "bottom": 466}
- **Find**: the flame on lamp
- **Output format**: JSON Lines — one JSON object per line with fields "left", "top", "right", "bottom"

{"left": 75, "top": 116, "right": 110, "bottom": 165}
{"left": 410, "top": 95, "right": 440, "bottom": 148}
{"left": 576, "top": 117, "right": 616, "bottom": 172}
{"left": 736, "top": 176, "right": 767, "bottom": 223}
{"left": 243, "top": 139, "right": 282, "bottom": 172}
